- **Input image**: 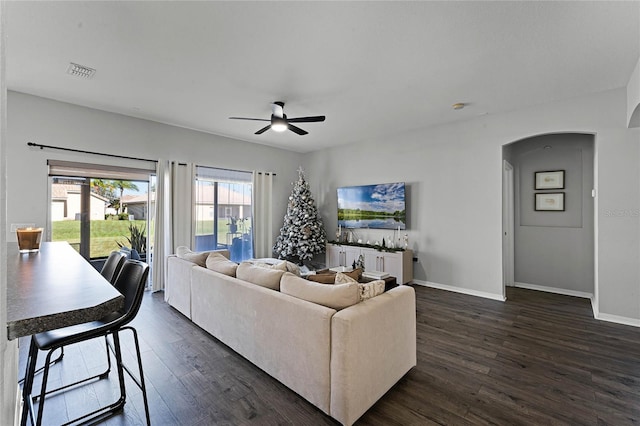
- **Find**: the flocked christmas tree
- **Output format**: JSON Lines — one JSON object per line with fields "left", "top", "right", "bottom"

{"left": 273, "top": 167, "right": 327, "bottom": 264}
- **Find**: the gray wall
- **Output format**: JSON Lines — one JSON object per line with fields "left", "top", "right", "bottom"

{"left": 510, "top": 133, "right": 594, "bottom": 294}
{"left": 5, "top": 88, "right": 640, "bottom": 323}
{"left": 305, "top": 87, "right": 640, "bottom": 323}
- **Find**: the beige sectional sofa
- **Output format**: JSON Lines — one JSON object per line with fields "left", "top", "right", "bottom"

{"left": 165, "top": 249, "right": 417, "bottom": 426}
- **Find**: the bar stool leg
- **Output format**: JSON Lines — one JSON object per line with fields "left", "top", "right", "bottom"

{"left": 111, "top": 330, "right": 127, "bottom": 410}
{"left": 109, "top": 326, "right": 151, "bottom": 425}
{"left": 34, "top": 343, "right": 61, "bottom": 425}
{"left": 20, "top": 338, "right": 39, "bottom": 426}
{"left": 128, "top": 326, "right": 151, "bottom": 425}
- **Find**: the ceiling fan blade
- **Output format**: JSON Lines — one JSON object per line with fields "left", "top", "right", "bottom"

{"left": 255, "top": 125, "right": 271, "bottom": 135}
{"left": 272, "top": 102, "right": 285, "bottom": 118}
{"left": 229, "top": 117, "right": 270, "bottom": 121}
{"left": 286, "top": 115, "right": 326, "bottom": 123}
{"left": 288, "top": 124, "right": 308, "bottom": 135}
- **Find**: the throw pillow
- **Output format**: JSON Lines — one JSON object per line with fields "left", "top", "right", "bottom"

{"left": 283, "top": 261, "right": 301, "bottom": 276}
{"left": 253, "top": 260, "right": 285, "bottom": 271}
{"left": 335, "top": 272, "right": 358, "bottom": 284}
{"left": 206, "top": 252, "right": 238, "bottom": 277}
{"left": 252, "top": 260, "right": 301, "bottom": 277}
{"left": 281, "top": 272, "right": 360, "bottom": 310}
{"left": 359, "top": 280, "right": 385, "bottom": 301}
{"left": 269, "top": 261, "right": 288, "bottom": 273}
{"left": 307, "top": 273, "right": 336, "bottom": 284}
{"left": 236, "top": 262, "right": 285, "bottom": 290}
{"left": 175, "top": 246, "right": 209, "bottom": 267}
{"left": 307, "top": 268, "right": 362, "bottom": 284}
{"left": 348, "top": 268, "right": 363, "bottom": 281}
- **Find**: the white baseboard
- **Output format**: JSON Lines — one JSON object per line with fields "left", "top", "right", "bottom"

{"left": 591, "top": 297, "right": 598, "bottom": 317}
{"left": 505, "top": 283, "right": 640, "bottom": 328}
{"left": 411, "top": 280, "right": 639, "bottom": 328}
{"left": 412, "top": 279, "right": 506, "bottom": 302}
{"left": 594, "top": 312, "right": 640, "bottom": 327}
{"left": 513, "top": 282, "right": 593, "bottom": 299}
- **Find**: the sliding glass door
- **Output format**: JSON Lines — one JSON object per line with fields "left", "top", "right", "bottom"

{"left": 194, "top": 166, "right": 253, "bottom": 262}
{"left": 48, "top": 161, "right": 153, "bottom": 262}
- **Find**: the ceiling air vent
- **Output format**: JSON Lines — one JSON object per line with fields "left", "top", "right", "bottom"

{"left": 67, "top": 63, "right": 96, "bottom": 79}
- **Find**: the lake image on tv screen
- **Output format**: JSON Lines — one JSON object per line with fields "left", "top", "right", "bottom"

{"left": 337, "top": 182, "right": 406, "bottom": 230}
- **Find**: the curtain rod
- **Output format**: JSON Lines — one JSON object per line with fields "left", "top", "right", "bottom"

{"left": 27, "top": 142, "right": 158, "bottom": 163}
{"left": 196, "top": 163, "right": 276, "bottom": 176}
{"left": 28, "top": 142, "right": 276, "bottom": 175}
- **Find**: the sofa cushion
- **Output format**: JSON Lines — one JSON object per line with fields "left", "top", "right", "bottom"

{"left": 206, "top": 252, "right": 238, "bottom": 277}
{"left": 281, "top": 272, "right": 360, "bottom": 310}
{"left": 176, "top": 246, "right": 209, "bottom": 267}
{"left": 359, "top": 280, "right": 385, "bottom": 301}
{"left": 236, "top": 262, "right": 284, "bottom": 290}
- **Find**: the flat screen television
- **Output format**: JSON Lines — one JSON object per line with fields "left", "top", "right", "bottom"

{"left": 337, "top": 182, "right": 406, "bottom": 230}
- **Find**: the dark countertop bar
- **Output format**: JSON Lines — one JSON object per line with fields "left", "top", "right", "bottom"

{"left": 6, "top": 241, "right": 124, "bottom": 340}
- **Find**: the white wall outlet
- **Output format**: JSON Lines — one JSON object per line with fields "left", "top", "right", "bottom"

{"left": 10, "top": 223, "right": 36, "bottom": 232}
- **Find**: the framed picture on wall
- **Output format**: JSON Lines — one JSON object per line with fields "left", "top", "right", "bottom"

{"left": 535, "top": 192, "right": 565, "bottom": 211}
{"left": 535, "top": 170, "right": 565, "bottom": 190}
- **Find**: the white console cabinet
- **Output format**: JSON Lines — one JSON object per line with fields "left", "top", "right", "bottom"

{"left": 326, "top": 243, "right": 413, "bottom": 284}
{"left": 326, "top": 244, "right": 361, "bottom": 270}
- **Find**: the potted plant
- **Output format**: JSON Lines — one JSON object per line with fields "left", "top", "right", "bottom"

{"left": 117, "top": 223, "right": 147, "bottom": 261}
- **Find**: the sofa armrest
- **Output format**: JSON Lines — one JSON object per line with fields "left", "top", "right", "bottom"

{"left": 330, "top": 286, "right": 416, "bottom": 426}
{"left": 166, "top": 255, "right": 197, "bottom": 319}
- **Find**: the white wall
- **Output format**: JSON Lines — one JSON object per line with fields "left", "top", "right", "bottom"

{"left": 1, "top": 2, "right": 19, "bottom": 423}
{"left": 305, "top": 88, "right": 640, "bottom": 323}
{"left": 7, "top": 91, "right": 304, "bottom": 246}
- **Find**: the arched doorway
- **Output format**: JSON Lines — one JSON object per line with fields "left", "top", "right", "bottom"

{"left": 502, "top": 133, "right": 595, "bottom": 300}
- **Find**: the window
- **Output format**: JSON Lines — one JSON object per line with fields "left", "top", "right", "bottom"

{"left": 48, "top": 160, "right": 154, "bottom": 262}
{"left": 195, "top": 166, "right": 253, "bottom": 262}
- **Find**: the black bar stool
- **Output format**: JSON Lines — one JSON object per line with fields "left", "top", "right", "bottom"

{"left": 20, "top": 259, "right": 151, "bottom": 426}
{"left": 19, "top": 250, "right": 128, "bottom": 385}
{"left": 100, "top": 250, "right": 127, "bottom": 283}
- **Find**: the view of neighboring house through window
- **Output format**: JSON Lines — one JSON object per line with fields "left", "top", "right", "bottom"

{"left": 195, "top": 166, "right": 253, "bottom": 262}
{"left": 48, "top": 161, "right": 154, "bottom": 265}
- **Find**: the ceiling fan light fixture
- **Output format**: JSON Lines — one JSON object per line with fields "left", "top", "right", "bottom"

{"left": 230, "top": 101, "right": 324, "bottom": 135}
{"left": 271, "top": 117, "right": 288, "bottom": 132}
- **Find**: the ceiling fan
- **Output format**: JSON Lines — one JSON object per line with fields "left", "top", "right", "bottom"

{"left": 229, "top": 101, "right": 325, "bottom": 135}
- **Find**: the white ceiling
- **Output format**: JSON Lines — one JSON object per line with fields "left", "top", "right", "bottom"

{"left": 6, "top": 1, "right": 640, "bottom": 153}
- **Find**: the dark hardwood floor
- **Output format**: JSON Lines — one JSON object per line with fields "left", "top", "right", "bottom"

{"left": 19, "top": 285, "right": 640, "bottom": 425}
